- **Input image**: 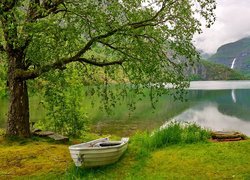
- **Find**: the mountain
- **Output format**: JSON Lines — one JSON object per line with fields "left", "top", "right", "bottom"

{"left": 186, "top": 60, "right": 245, "bottom": 81}
{"left": 198, "top": 49, "right": 212, "bottom": 59}
{"left": 209, "top": 37, "right": 250, "bottom": 75}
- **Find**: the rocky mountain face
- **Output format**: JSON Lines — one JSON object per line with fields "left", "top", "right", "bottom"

{"left": 209, "top": 37, "right": 250, "bottom": 74}
{"left": 186, "top": 60, "right": 245, "bottom": 80}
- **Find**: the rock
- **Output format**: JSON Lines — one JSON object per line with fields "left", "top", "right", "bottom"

{"left": 33, "top": 130, "right": 69, "bottom": 143}
{"left": 34, "top": 131, "right": 55, "bottom": 137}
{"left": 32, "top": 128, "right": 42, "bottom": 134}
{"left": 217, "top": 137, "right": 242, "bottom": 141}
{"left": 211, "top": 131, "right": 247, "bottom": 141}
{"left": 48, "top": 134, "right": 69, "bottom": 142}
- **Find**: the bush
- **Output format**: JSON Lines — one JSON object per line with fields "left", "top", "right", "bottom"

{"left": 150, "top": 122, "right": 211, "bottom": 150}
{"left": 132, "top": 122, "right": 211, "bottom": 154}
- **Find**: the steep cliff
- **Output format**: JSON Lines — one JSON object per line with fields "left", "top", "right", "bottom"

{"left": 186, "top": 60, "right": 245, "bottom": 80}
{"left": 209, "top": 37, "right": 250, "bottom": 74}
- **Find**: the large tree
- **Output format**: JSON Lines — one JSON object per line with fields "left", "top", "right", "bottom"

{"left": 0, "top": 0, "right": 215, "bottom": 137}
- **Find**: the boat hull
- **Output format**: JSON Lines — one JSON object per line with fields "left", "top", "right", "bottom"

{"left": 69, "top": 137, "right": 129, "bottom": 167}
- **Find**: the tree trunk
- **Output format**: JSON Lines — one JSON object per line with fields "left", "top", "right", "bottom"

{"left": 6, "top": 57, "right": 31, "bottom": 137}
{"left": 1, "top": 9, "right": 31, "bottom": 137}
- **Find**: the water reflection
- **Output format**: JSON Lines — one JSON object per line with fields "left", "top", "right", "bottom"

{"left": 164, "top": 102, "right": 250, "bottom": 136}
{"left": 231, "top": 89, "right": 236, "bottom": 103}
{"left": 186, "top": 89, "right": 250, "bottom": 121}
{"left": 161, "top": 87, "right": 250, "bottom": 136}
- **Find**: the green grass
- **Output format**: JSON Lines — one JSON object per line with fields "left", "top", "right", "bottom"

{"left": 1, "top": 125, "right": 250, "bottom": 179}
{"left": 60, "top": 124, "right": 250, "bottom": 179}
{"left": 62, "top": 140, "right": 250, "bottom": 180}
{"left": 127, "top": 122, "right": 211, "bottom": 158}
{"left": 136, "top": 141, "right": 250, "bottom": 179}
{"left": 149, "top": 122, "right": 211, "bottom": 149}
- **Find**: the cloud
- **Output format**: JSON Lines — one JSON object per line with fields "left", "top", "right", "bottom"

{"left": 193, "top": 0, "right": 250, "bottom": 54}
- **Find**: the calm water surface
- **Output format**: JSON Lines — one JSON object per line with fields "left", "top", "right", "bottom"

{"left": 0, "top": 81, "right": 250, "bottom": 136}
{"left": 95, "top": 80, "right": 250, "bottom": 135}
{"left": 173, "top": 81, "right": 250, "bottom": 135}
{"left": 167, "top": 93, "right": 250, "bottom": 135}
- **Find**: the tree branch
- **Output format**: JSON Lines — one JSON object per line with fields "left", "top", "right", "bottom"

{"left": 14, "top": 18, "right": 146, "bottom": 80}
{"left": 73, "top": 29, "right": 121, "bottom": 59}
{"left": 58, "top": 0, "right": 174, "bottom": 64}
{"left": 128, "top": 0, "right": 171, "bottom": 28}
{"left": 71, "top": 16, "right": 161, "bottom": 61}
{"left": 27, "top": 0, "right": 66, "bottom": 22}
{"left": 15, "top": 57, "right": 125, "bottom": 80}
{"left": 15, "top": 0, "right": 175, "bottom": 80}
{"left": 77, "top": 58, "right": 124, "bottom": 67}
{"left": 97, "top": 40, "right": 143, "bottom": 62}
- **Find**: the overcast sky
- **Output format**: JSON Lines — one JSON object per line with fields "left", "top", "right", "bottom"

{"left": 193, "top": 0, "right": 250, "bottom": 54}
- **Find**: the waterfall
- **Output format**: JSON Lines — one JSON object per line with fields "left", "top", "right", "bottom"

{"left": 231, "top": 89, "right": 236, "bottom": 103}
{"left": 231, "top": 58, "right": 236, "bottom": 69}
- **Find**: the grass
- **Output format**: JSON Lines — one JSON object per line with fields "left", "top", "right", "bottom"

{"left": 62, "top": 140, "right": 250, "bottom": 179}
{"left": 137, "top": 141, "right": 250, "bottom": 179}
{"left": 63, "top": 140, "right": 250, "bottom": 179}
{"left": 0, "top": 125, "right": 250, "bottom": 179}
{"left": 0, "top": 136, "right": 72, "bottom": 178}
{"left": 127, "top": 122, "right": 211, "bottom": 162}
{"left": 150, "top": 122, "right": 211, "bottom": 149}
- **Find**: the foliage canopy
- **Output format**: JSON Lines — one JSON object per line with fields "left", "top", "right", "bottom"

{"left": 0, "top": 0, "right": 216, "bottom": 137}
{"left": 1, "top": 0, "right": 216, "bottom": 82}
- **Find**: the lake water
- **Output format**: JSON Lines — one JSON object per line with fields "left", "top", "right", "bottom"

{"left": 0, "top": 81, "right": 250, "bottom": 136}
{"left": 164, "top": 81, "right": 250, "bottom": 136}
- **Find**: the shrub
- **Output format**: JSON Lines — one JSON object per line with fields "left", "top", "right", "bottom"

{"left": 149, "top": 122, "right": 211, "bottom": 150}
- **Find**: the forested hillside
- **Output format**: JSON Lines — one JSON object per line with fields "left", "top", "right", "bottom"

{"left": 186, "top": 60, "right": 245, "bottom": 80}
{"left": 209, "top": 37, "right": 250, "bottom": 76}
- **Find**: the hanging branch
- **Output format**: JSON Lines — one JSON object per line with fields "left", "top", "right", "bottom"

{"left": 15, "top": 57, "right": 125, "bottom": 80}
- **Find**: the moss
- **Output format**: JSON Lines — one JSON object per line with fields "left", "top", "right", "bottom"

{"left": 0, "top": 131, "right": 121, "bottom": 179}
{"left": 0, "top": 136, "right": 72, "bottom": 178}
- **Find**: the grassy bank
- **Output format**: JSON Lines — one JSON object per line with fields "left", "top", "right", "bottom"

{"left": 0, "top": 127, "right": 250, "bottom": 179}
{"left": 64, "top": 140, "right": 250, "bottom": 180}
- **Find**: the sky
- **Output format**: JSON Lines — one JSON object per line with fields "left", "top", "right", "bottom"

{"left": 193, "top": 0, "right": 250, "bottom": 54}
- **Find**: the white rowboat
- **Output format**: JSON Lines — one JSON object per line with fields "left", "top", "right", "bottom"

{"left": 69, "top": 137, "right": 129, "bottom": 167}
